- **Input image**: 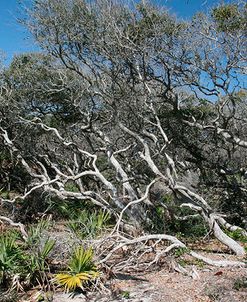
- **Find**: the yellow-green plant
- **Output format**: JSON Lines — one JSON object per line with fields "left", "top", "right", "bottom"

{"left": 56, "top": 247, "right": 99, "bottom": 292}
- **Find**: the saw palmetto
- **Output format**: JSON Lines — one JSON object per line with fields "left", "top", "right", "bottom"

{"left": 55, "top": 247, "right": 99, "bottom": 292}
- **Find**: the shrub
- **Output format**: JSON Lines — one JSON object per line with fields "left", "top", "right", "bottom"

{"left": 0, "top": 219, "right": 55, "bottom": 292}
{"left": 0, "top": 231, "right": 24, "bottom": 288}
{"left": 56, "top": 247, "right": 99, "bottom": 292}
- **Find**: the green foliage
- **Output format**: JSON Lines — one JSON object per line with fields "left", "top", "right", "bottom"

{"left": 225, "top": 229, "right": 247, "bottom": 243}
{"left": 233, "top": 277, "right": 247, "bottom": 291}
{"left": 26, "top": 218, "right": 51, "bottom": 246}
{"left": 55, "top": 246, "right": 99, "bottom": 292}
{"left": 163, "top": 194, "right": 174, "bottom": 204}
{"left": 146, "top": 192, "right": 207, "bottom": 238}
{"left": 0, "top": 220, "right": 55, "bottom": 291}
{"left": 121, "top": 291, "right": 130, "bottom": 299}
{"left": 1, "top": 5, "right": 247, "bottom": 297}
{"left": 47, "top": 198, "right": 90, "bottom": 219}
{"left": 212, "top": 4, "right": 246, "bottom": 32}
{"left": 68, "top": 247, "right": 96, "bottom": 274}
{"left": 179, "top": 258, "right": 205, "bottom": 268}
{"left": 23, "top": 219, "right": 55, "bottom": 286}
{"left": 174, "top": 247, "right": 189, "bottom": 258}
{"left": 0, "top": 148, "right": 30, "bottom": 194}
{"left": 28, "top": 238, "right": 55, "bottom": 278}
{"left": 174, "top": 207, "right": 208, "bottom": 239}
{"left": 194, "top": 259, "right": 205, "bottom": 268}
{"left": 178, "top": 259, "right": 187, "bottom": 267}
{"left": 178, "top": 97, "right": 215, "bottom": 122}
{"left": 0, "top": 191, "right": 9, "bottom": 199}
{"left": 0, "top": 232, "right": 23, "bottom": 286}
{"left": 184, "top": 221, "right": 208, "bottom": 238}
{"left": 146, "top": 194, "right": 175, "bottom": 233}
{"left": 67, "top": 209, "right": 111, "bottom": 239}
{"left": 64, "top": 182, "right": 80, "bottom": 193}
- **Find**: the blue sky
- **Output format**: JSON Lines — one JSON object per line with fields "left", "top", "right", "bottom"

{"left": 0, "top": 0, "right": 233, "bottom": 65}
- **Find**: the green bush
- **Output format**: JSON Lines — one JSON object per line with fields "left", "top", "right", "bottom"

{"left": 0, "top": 231, "right": 24, "bottom": 287}
{"left": 147, "top": 195, "right": 207, "bottom": 238}
{"left": 0, "top": 219, "right": 55, "bottom": 292}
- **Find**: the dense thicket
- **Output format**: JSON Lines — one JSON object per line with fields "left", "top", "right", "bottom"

{"left": 0, "top": 0, "right": 246, "bottom": 255}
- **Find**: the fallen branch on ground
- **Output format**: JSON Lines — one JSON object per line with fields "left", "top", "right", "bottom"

{"left": 96, "top": 232, "right": 246, "bottom": 275}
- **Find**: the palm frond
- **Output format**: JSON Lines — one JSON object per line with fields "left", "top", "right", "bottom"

{"left": 55, "top": 246, "right": 99, "bottom": 292}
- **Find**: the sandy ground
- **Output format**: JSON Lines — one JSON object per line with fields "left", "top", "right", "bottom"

{"left": 21, "top": 260, "right": 246, "bottom": 302}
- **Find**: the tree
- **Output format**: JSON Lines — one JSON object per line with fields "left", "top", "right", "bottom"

{"left": 1, "top": 0, "right": 246, "bottom": 266}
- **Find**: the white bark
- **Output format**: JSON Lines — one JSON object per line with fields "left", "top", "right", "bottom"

{"left": 98, "top": 233, "right": 245, "bottom": 269}
{"left": 190, "top": 251, "right": 245, "bottom": 267}
{"left": 181, "top": 203, "right": 246, "bottom": 256}
{"left": 211, "top": 219, "right": 246, "bottom": 256}
{"left": 0, "top": 216, "right": 28, "bottom": 240}
{"left": 215, "top": 216, "right": 247, "bottom": 237}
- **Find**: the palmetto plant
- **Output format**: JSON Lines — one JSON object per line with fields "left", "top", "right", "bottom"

{"left": 56, "top": 247, "right": 99, "bottom": 292}
{"left": 0, "top": 221, "right": 56, "bottom": 291}
{"left": 67, "top": 209, "right": 111, "bottom": 239}
{"left": 0, "top": 232, "right": 23, "bottom": 286}
{"left": 28, "top": 238, "right": 55, "bottom": 282}
{"left": 26, "top": 218, "right": 51, "bottom": 246}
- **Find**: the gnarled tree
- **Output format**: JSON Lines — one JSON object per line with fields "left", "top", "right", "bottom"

{"left": 0, "top": 0, "right": 246, "bottom": 267}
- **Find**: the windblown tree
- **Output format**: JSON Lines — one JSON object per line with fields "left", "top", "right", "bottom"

{"left": 0, "top": 0, "right": 246, "bottom": 266}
